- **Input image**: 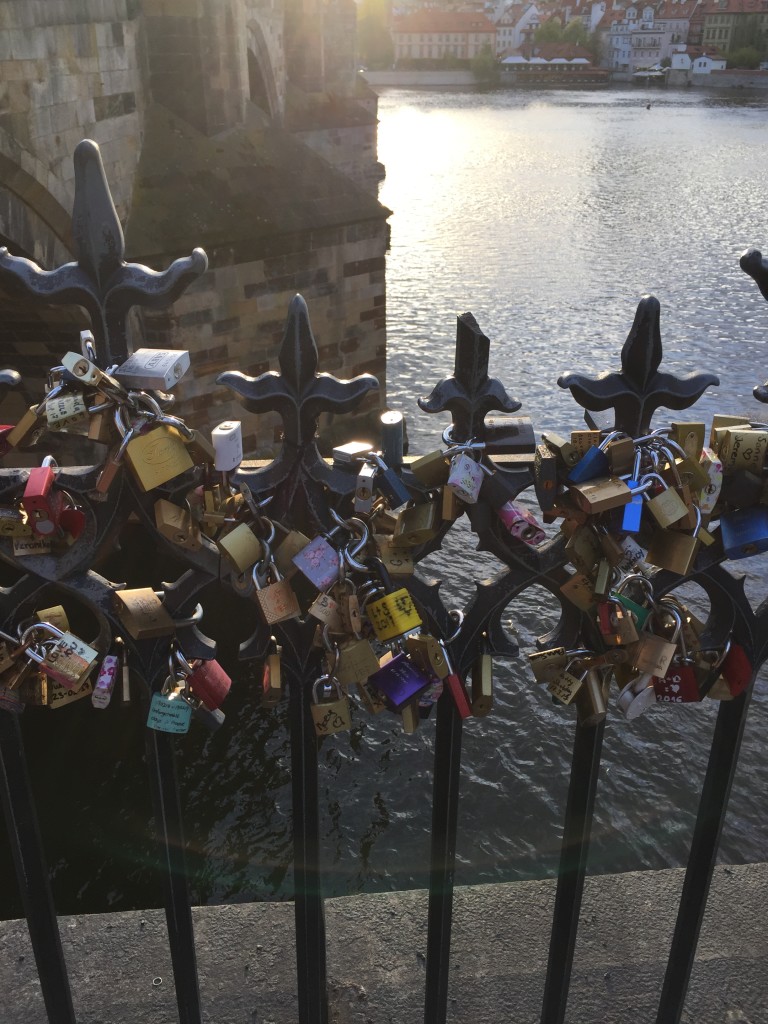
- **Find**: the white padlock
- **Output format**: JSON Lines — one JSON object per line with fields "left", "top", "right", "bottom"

{"left": 212, "top": 420, "right": 243, "bottom": 472}
{"left": 114, "top": 348, "right": 190, "bottom": 391}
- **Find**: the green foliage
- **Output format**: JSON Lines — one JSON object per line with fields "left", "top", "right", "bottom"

{"left": 725, "top": 45, "right": 763, "bottom": 69}
{"left": 728, "top": 15, "right": 768, "bottom": 58}
{"left": 471, "top": 44, "right": 501, "bottom": 83}
{"left": 563, "top": 19, "right": 589, "bottom": 46}
{"left": 534, "top": 18, "right": 564, "bottom": 43}
{"left": 357, "top": 0, "right": 394, "bottom": 69}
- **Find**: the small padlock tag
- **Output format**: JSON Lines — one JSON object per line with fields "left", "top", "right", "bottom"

{"left": 547, "top": 670, "right": 584, "bottom": 705}
{"left": 147, "top": 691, "right": 192, "bottom": 733}
{"left": 92, "top": 654, "right": 120, "bottom": 708}
{"left": 46, "top": 393, "right": 88, "bottom": 429}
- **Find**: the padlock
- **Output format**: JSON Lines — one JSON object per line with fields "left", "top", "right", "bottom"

{"left": 564, "top": 524, "right": 602, "bottom": 575}
{"left": 404, "top": 633, "right": 449, "bottom": 678}
{"left": 261, "top": 639, "right": 283, "bottom": 707}
{"left": 653, "top": 661, "right": 701, "bottom": 703}
{"left": 497, "top": 500, "right": 546, "bottom": 545}
{"left": 253, "top": 556, "right": 301, "bottom": 625}
{"left": 527, "top": 646, "right": 569, "bottom": 683}
{"left": 183, "top": 429, "right": 217, "bottom": 467}
{"left": 354, "top": 461, "right": 377, "bottom": 515}
{"left": 438, "top": 640, "right": 473, "bottom": 719}
{"left": 616, "top": 672, "right": 657, "bottom": 719}
{"left": 336, "top": 636, "right": 381, "bottom": 686}
{"left": 35, "top": 605, "right": 70, "bottom": 633}
{"left": 13, "top": 535, "right": 52, "bottom": 557}
{"left": 534, "top": 443, "right": 558, "bottom": 510}
{"left": 292, "top": 534, "right": 340, "bottom": 590}
{"left": 61, "top": 351, "right": 123, "bottom": 391}
{"left": 212, "top": 421, "right": 243, "bottom": 472}
{"left": 21, "top": 622, "right": 99, "bottom": 691}
{"left": 147, "top": 677, "right": 193, "bottom": 734}
{"left": 113, "top": 348, "right": 190, "bottom": 391}
{"left": 441, "top": 485, "right": 464, "bottom": 522}
{"left": 180, "top": 653, "right": 232, "bottom": 711}
{"left": 612, "top": 573, "right": 654, "bottom": 631}
{"left": 366, "top": 586, "right": 422, "bottom": 642}
{"left": 546, "top": 660, "right": 586, "bottom": 705}
{"left": 374, "top": 535, "right": 414, "bottom": 577}
{"left": 273, "top": 529, "right": 311, "bottom": 579}
{"left": 716, "top": 641, "right": 752, "bottom": 698}
{"left": 720, "top": 506, "right": 768, "bottom": 559}
{"left": 670, "top": 421, "right": 705, "bottom": 459}
{"left": 401, "top": 701, "right": 420, "bottom": 734}
{"left": 483, "top": 415, "right": 535, "bottom": 454}
{"left": 710, "top": 414, "right": 751, "bottom": 446}
{"left": 217, "top": 522, "right": 263, "bottom": 572}
{"left": 155, "top": 499, "right": 203, "bottom": 551}
{"left": 393, "top": 501, "right": 440, "bottom": 547}
{"left": 720, "top": 469, "right": 763, "bottom": 509}
{"left": 629, "top": 606, "right": 683, "bottom": 680}
{"left": 567, "top": 434, "right": 609, "bottom": 484}
{"left": 410, "top": 449, "right": 449, "bottom": 487}
{"left": 596, "top": 597, "right": 638, "bottom": 646}
{"left": 114, "top": 588, "right": 177, "bottom": 640}
{"left": 571, "top": 475, "right": 632, "bottom": 514}
{"left": 575, "top": 668, "right": 608, "bottom": 727}
{"left": 332, "top": 441, "right": 374, "bottom": 466}
{"left": 367, "top": 452, "right": 411, "bottom": 509}
{"left": 91, "top": 654, "right": 120, "bottom": 709}
{"left": 311, "top": 675, "right": 351, "bottom": 736}
{"left": 470, "top": 648, "right": 493, "bottom": 716}
{"left": 45, "top": 392, "right": 88, "bottom": 429}
{"left": 446, "top": 450, "right": 486, "bottom": 504}
{"left": 606, "top": 436, "right": 636, "bottom": 476}
{"left": 368, "top": 652, "right": 432, "bottom": 712}
{"left": 59, "top": 496, "right": 86, "bottom": 542}
{"left": 6, "top": 403, "right": 48, "bottom": 448}
{"left": 308, "top": 592, "right": 344, "bottom": 631}
{"left": 0, "top": 507, "right": 33, "bottom": 538}
{"left": 725, "top": 429, "right": 768, "bottom": 474}
{"left": 645, "top": 514, "right": 701, "bottom": 575}
{"left": 123, "top": 421, "right": 195, "bottom": 492}
{"left": 559, "top": 572, "right": 595, "bottom": 611}
{"left": 641, "top": 472, "right": 689, "bottom": 527}
{"left": 22, "top": 459, "right": 64, "bottom": 537}
{"left": 47, "top": 675, "right": 94, "bottom": 709}
{"left": 88, "top": 394, "right": 114, "bottom": 443}
{"left": 698, "top": 447, "right": 723, "bottom": 514}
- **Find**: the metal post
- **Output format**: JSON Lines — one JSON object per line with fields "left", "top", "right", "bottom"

{"left": 540, "top": 719, "right": 605, "bottom": 1024}
{"left": 424, "top": 693, "right": 464, "bottom": 1024}
{"left": 145, "top": 728, "right": 203, "bottom": 1024}
{"left": 290, "top": 672, "right": 328, "bottom": 1024}
{"left": 0, "top": 712, "right": 76, "bottom": 1024}
{"left": 655, "top": 691, "right": 752, "bottom": 1024}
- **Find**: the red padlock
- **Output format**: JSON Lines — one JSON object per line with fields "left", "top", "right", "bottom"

{"left": 439, "top": 640, "right": 472, "bottom": 719}
{"left": 22, "top": 461, "right": 64, "bottom": 537}
{"left": 653, "top": 662, "right": 701, "bottom": 703}
{"left": 184, "top": 657, "right": 232, "bottom": 710}
{"left": 721, "top": 642, "right": 752, "bottom": 697}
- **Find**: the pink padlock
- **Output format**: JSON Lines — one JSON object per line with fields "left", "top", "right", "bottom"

{"left": 497, "top": 500, "right": 546, "bottom": 545}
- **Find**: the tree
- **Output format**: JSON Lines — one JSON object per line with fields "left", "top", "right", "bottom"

{"left": 726, "top": 45, "right": 762, "bottom": 68}
{"left": 357, "top": 0, "right": 394, "bottom": 69}
{"left": 534, "top": 18, "right": 565, "bottom": 43}
{"left": 563, "top": 19, "right": 589, "bottom": 47}
{"left": 471, "top": 45, "right": 501, "bottom": 84}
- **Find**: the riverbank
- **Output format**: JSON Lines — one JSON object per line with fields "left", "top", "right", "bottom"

{"left": 2, "top": 862, "right": 766, "bottom": 1022}
{"left": 362, "top": 68, "right": 768, "bottom": 90}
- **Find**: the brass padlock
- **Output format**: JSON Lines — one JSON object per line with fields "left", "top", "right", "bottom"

{"left": 253, "top": 561, "right": 301, "bottom": 626}
{"left": 311, "top": 675, "right": 351, "bottom": 737}
{"left": 642, "top": 473, "right": 688, "bottom": 527}
{"left": 336, "top": 637, "right": 380, "bottom": 686}
{"left": 564, "top": 525, "right": 602, "bottom": 575}
{"left": 404, "top": 633, "right": 449, "bottom": 678}
{"left": 356, "top": 676, "right": 388, "bottom": 714}
{"left": 35, "top": 605, "right": 70, "bottom": 633}
{"left": 410, "top": 449, "right": 449, "bottom": 486}
{"left": 575, "top": 668, "right": 608, "bottom": 727}
{"left": 547, "top": 661, "right": 586, "bottom": 705}
{"left": 570, "top": 476, "right": 631, "bottom": 514}
{"left": 401, "top": 701, "right": 420, "bottom": 734}
{"left": 527, "top": 646, "right": 568, "bottom": 683}
{"left": 393, "top": 501, "right": 439, "bottom": 547}
{"left": 670, "top": 421, "right": 705, "bottom": 459}
{"left": 375, "top": 535, "right": 414, "bottom": 577}
{"left": 217, "top": 522, "right": 263, "bottom": 572}
{"left": 569, "top": 430, "right": 601, "bottom": 459}
{"left": 155, "top": 499, "right": 203, "bottom": 551}
{"left": 261, "top": 640, "right": 283, "bottom": 707}
{"left": 559, "top": 572, "right": 595, "bottom": 611}
{"left": 114, "top": 588, "right": 177, "bottom": 640}
{"left": 273, "top": 529, "right": 311, "bottom": 579}
{"left": 470, "top": 650, "right": 493, "bottom": 716}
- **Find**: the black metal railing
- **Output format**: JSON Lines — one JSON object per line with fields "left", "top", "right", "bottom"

{"left": 1, "top": 138, "right": 767, "bottom": 1024}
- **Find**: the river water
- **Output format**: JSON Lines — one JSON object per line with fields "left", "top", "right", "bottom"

{"left": 2, "top": 86, "right": 768, "bottom": 919}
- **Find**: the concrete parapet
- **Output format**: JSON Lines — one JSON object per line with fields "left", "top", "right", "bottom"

{"left": 1, "top": 862, "right": 766, "bottom": 1022}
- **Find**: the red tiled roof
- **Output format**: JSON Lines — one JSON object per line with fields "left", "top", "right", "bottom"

{"left": 698, "top": 0, "right": 768, "bottom": 13}
{"left": 392, "top": 11, "right": 497, "bottom": 33}
{"left": 654, "top": 0, "right": 701, "bottom": 18}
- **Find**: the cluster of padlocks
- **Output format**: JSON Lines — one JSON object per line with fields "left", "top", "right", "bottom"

{"left": 0, "top": 318, "right": 765, "bottom": 738}
{"left": 525, "top": 419, "right": 758, "bottom": 723}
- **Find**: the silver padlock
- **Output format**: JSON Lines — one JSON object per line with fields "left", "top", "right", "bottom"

{"left": 212, "top": 420, "right": 243, "bottom": 472}
{"left": 114, "top": 348, "right": 191, "bottom": 391}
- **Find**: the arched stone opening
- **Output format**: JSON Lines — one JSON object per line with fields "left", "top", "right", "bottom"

{"left": 247, "top": 25, "right": 282, "bottom": 124}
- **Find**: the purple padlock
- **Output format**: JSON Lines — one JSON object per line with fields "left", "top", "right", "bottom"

{"left": 292, "top": 535, "right": 340, "bottom": 590}
{"left": 368, "top": 653, "right": 432, "bottom": 712}
{"left": 497, "top": 500, "right": 546, "bottom": 546}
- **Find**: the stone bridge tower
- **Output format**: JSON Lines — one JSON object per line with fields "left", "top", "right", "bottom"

{"left": 0, "top": 0, "right": 388, "bottom": 452}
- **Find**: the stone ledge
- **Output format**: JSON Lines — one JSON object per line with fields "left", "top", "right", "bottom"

{"left": 1, "top": 863, "right": 766, "bottom": 1023}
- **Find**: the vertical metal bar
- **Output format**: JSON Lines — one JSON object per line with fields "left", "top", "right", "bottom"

{"left": 145, "top": 728, "right": 203, "bottom": 1024}
{"left": 655, "top": 691, "right": 751, "bottom": 1024}
{"left": 540, "top": 719, "right": 605, "bottom": 1024}
{"left": 0, "top": 711, "right": 76, "bottom": 1024}
{"left": 289, "top": 672, "right": 328, "bottom": 1024}
{"left": 424, "top": 693, "right": 464, "bottom": 1024}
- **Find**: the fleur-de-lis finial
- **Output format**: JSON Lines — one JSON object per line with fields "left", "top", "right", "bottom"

{"left": 418, "top": 312, "right": 521, "bottom": 441}
{"left": 0, "top": 139, "right": 208, "bottom": 365}
{"left": 218, "top": 294, "right": 379, "bottom": 514}
{"left": 558, "top": 295, "right": 718, "bottom": 436}
{"left": 741, "top": 246, "right": 768, "bottom": 303}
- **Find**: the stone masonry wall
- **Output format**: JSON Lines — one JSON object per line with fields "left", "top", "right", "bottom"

{"left": 292, "top": 122, "right": 381, "bottom": 190}
{"left": 0, "top": 0, "right": 144, "bottom": 226}
{"left": 140, "top": 219, "right": 388, "bottom": 455}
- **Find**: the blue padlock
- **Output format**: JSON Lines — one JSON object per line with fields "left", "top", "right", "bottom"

{"left": 720, "top": 506, "right": 768, "bottom": 559}
{"left": 368, "top": 652, "right": 432, "bottom": 712}
{"left": 567, "top": 445, "right": 609, "bottom": 484}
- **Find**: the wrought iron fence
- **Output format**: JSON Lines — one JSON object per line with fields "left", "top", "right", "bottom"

{"left": 1, "top": 138, "right": 768, "bottom": 1024}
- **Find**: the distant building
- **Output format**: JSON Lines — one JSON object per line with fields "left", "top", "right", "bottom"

{"left": 670, "top": 45, "right": 727, "bottom": 71}
{"left": 494, "top": 3, "right": 541, "bottom": 57}
{"left": 605, "top": 0, "right": 700, "bottom": 72}
{"left": 698, "top": 0, "right": 768, "bottom": 54}
{"left": 391, "top": 10, "right": 497, "bottom": 60}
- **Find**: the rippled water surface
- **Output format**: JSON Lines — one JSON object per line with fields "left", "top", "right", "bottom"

{"left": 3, "top": 87, "right": 768, "bottom": 919}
